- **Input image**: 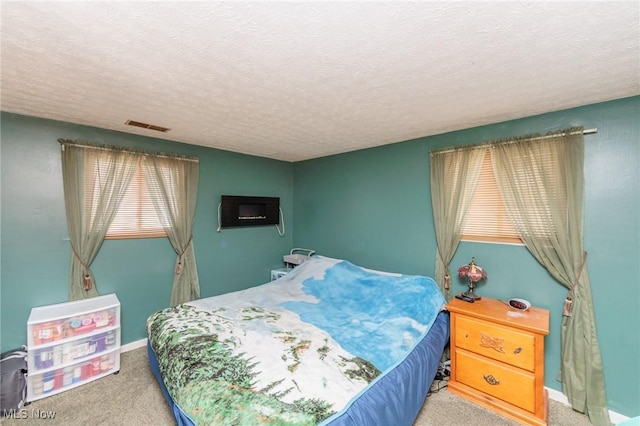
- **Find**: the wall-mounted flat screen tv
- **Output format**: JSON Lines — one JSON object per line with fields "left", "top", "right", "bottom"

{"left": 220, "top": 195, "right": 280, "bottom": 228}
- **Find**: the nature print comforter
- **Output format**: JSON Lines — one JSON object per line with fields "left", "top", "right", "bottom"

{"left": 147, "top": 256, "right": 446, "bottom": 425}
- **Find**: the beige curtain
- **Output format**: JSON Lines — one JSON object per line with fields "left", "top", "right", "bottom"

{"left": 142, "top": 155, "right": 200, "bottom": 306}
{"left": 491, "top": 129, "right": 611, "bottom": 426}
{"left": 430, "top": 148, "right": 485, "bottom": 300}
{"left": 60, "top": 142, "right": 137, "bottom": 300}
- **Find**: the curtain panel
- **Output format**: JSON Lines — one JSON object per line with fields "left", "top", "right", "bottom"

{"left": 430, "top": 148, "right": 484, "bottom": 300}
{"left": 60, "top": 142, "right": 138, "bottom": 300}
{"left": 490, "top": 129, "right": 611, "bottom": 425}
{"left": 142, "top": 155, "right": 200, "bottom": 306}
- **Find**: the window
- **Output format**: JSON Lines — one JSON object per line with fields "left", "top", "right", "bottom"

{"left": 86, "top": 157, "right": 167, "bottom": 239}
{"left": 459, "top": 149, "right": 522, "bottom": 244}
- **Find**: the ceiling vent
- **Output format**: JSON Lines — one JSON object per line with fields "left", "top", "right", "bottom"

{"left": 125, "top": 120, "right": 170, "bottom": 133}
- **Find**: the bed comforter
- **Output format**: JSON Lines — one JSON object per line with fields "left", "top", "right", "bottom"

{"left": 147, "top": 256, "right": 446, "bottom": 425}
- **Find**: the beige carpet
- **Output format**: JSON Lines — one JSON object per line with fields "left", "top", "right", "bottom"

{"left": 1, "top": 347, "right": 593, "bottom": 425}
{"left": 417, "top": 380, "right": 593, "bottom": 426}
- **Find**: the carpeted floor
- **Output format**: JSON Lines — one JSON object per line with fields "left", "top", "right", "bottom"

{"left": 1, "top": 346, "right": 594, "bottom": 425}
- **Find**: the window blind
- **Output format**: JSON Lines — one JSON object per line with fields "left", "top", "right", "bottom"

{"left": 86, "top": 158, "right": 167, "bottom": 239}
{"left": 461, "top": 149, "right": 522, "bottom": 244}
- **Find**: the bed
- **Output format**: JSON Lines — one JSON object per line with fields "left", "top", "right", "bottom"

{"left": 146, "top": 256, "right": 449, "bottom": 425}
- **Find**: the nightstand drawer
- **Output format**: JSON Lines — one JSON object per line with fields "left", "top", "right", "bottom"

{"left": 455, "top": 315, "right": 535, "bottom": 371}
{"left": 456, "top": 348, "right": 536, "bottom": 413}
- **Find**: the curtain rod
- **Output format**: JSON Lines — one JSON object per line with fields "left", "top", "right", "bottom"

{"left": 430, "top": 128, "right": 597, "bottom": 156}
{"left": 58, "top": 139, "right": 199, "bottom": 162}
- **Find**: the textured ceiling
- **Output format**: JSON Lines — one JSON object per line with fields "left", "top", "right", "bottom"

{"left": 2, "top": 2, "right": 639, "bottom": 162}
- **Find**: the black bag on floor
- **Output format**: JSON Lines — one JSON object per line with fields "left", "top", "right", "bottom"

{"left": 0, "top": 348, "right": 28, "bottom": 416}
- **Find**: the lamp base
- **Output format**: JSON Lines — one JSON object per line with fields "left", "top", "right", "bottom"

{"left": 462, "top": 289, "right": 482, "bottom": 300}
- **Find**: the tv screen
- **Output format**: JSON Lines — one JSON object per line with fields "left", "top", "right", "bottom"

{"left": 220, "top": 195, "right": 279, "bottom": 227}
{"left": 238, "top": 203, "right": 267, "bottom": 220}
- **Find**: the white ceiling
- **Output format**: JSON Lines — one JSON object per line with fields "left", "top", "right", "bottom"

{"left": 2, "top": 2, "right": 639, "bottom": 162}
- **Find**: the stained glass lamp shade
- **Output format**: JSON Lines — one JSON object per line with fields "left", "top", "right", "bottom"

{"left": 458, "top": 257, "right": 487, "bottom": 300}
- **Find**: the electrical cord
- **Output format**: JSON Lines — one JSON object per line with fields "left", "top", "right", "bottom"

{"left": 427, "top": 361, "right": 450, "bottom": 396}
{"left": 216, "top": 202, "right": 222, "bottom": 232}
{"left": 427, "top": 378, "right": 449, "bottom": 396}
{"left": 275, "top": 207, "right": 285, "bottom": 237}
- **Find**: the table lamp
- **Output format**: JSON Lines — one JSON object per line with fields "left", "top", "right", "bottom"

{"left": 458, "top": 257, "right": 487, "bottom": 300}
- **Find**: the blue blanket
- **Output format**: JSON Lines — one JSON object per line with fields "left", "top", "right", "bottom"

{"left": 147, "top": 256, "right": 446, "bottom": 425}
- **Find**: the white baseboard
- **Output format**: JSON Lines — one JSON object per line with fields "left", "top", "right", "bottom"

{"left": 546, "top": 386, "right": 629, "bottom": 424}
{"left": 121, "top": 338, "right": 147, "bottom": 353}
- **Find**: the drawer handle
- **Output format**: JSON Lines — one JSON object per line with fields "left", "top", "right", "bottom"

{"left": 480, "top": 333, "right": 505, "bottom": 353}
{"left": 514, "top": 347, "right": 522, "bottom": 354}
{"left": 483, "top": 374, "right": 500, "bottom": 386}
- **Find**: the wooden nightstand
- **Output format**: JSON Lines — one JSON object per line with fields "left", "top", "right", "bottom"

{"left": 447, "top": 297, "right": 550, "bottom": 425}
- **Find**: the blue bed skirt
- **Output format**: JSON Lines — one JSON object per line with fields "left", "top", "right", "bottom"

{"left": 147, "top": 310, "right": 450, "bottom": 426}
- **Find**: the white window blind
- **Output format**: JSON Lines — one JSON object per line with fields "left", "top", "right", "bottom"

{"left": 495, "top": 144, "right": 564, "bottom": 241}
{"left": 86, "top": 158, "right": 167, "bottom": 239}
{"left": 460, "top": 149, "right": 522, "bottom": 244}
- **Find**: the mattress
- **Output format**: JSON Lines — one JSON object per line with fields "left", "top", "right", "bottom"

{"left": 147, "top": 256, "right": 449, "bottom": 425}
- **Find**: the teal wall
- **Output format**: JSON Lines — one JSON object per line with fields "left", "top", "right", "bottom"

{"left": 2, "top": 97, "right": 638, "bottom": 418}
{"left": 1, "top": 112, "right": 294, "bottom": 352}
{"left": 293, "top": 96, "right": 639, "bottom": 417}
